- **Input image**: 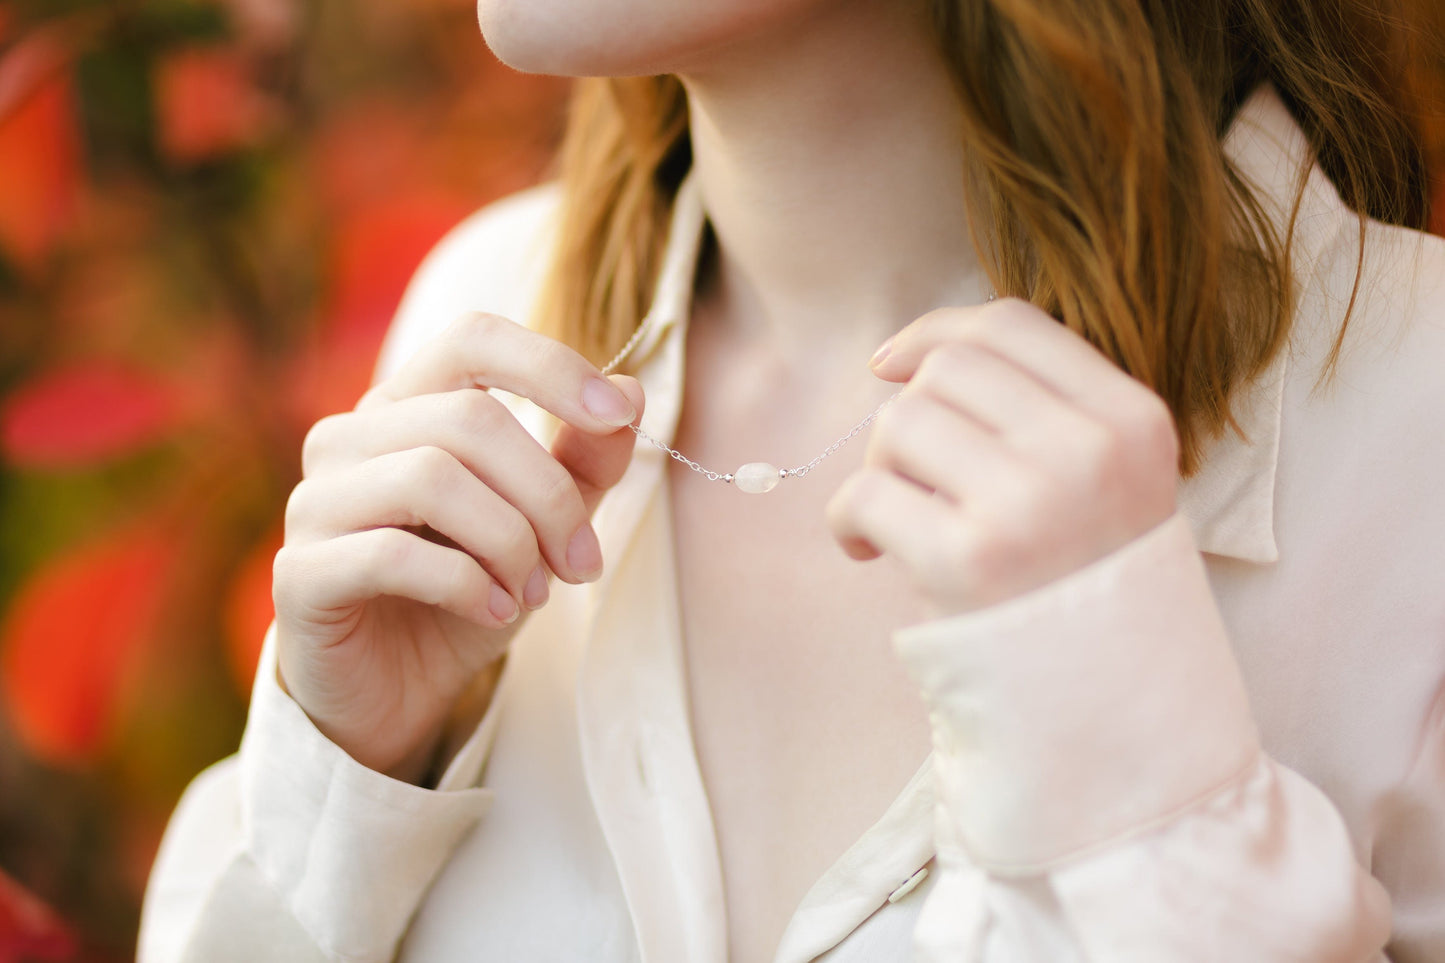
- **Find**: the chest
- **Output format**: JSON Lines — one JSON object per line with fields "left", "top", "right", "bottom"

{"left": 664, "top": 344, "right": 933, "bottom": 961}
{"left": 668, "top": 457, "right": 934, "bottom": 817}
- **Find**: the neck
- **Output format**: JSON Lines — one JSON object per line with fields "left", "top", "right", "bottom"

{"left": 678, "top": 1, "right": 984, "bottom": 364}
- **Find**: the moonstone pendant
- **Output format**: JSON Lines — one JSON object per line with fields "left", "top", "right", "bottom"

{"left": 733, "top": 461, "right": 782, "bottom": 494}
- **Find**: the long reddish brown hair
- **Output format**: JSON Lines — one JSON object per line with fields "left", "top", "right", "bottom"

{"left": 533, "top": 0, "right": 1442, "bottom": 475}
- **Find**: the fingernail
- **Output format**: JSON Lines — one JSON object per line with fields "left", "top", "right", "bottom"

{"left": 523, "top": 564, "right": 549, "bottom": 609}
{"left": 488, "top": 583, "right": 518, "bottom": 624}
{"left": 869, "top": 338, "right": 894, "bottom": 367}
{"left": 582, "top": 376, "right": 636, "bottom": 427}
{"left": 567, "top": 524, "right": 603, "bottom": 581}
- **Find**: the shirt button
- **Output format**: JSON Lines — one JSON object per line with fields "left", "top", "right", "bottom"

{"left": 887, "top": 864, "right": 931, "bottom": 904}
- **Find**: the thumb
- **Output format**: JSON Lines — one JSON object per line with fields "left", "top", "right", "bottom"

{"left": 551, "top": 374, "right": 646, "bottom": 515}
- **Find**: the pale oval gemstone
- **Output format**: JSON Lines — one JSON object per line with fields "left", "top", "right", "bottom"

{"left": 734, "top": 462, "right": 781, "bottom": 494}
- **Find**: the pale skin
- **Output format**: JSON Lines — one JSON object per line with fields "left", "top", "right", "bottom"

{"left": 273, "top": 0, "right": 1179, "bottom": 960}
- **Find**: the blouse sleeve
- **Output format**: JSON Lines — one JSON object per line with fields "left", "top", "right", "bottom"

{"left": 891, "top": 512, "right": 1402, "bottom": 961}
{"left": 136, "top": 624, "right": 499, "bottom": 963}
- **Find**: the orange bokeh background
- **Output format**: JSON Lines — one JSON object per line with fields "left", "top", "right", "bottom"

{"left": 0, "top": 1, "right": 565, "bottom": 958}
{"left": 0, "top": 1, "right": 1442, "bottom": 960}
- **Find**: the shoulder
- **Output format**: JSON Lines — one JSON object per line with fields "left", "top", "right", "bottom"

{"left": 373, "top": 182, "right": 564, "bottom": 381}
{"left": 1298, "top": 215, "right": 1445, "bottom": 407}
{"left": 1281, "top": 213, "right": 1445, "bottom": 528}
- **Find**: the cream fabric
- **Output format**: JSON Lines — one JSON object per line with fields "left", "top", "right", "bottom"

{"left": 139, "top": 85, "right": 1445, "bottom": 962}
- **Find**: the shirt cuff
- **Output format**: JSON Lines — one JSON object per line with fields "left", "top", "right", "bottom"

{"left": 892, "top": 512, "right": 1262, "bottom": 873}
{"left": 237, "top": 622, "right": 494, "bottom": 963}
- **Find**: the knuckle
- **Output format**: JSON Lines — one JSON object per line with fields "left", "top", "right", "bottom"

{"left": 497, "top": 509, "right": 539, "bottom": 564}
{"left": 438, "top": 550, "right": 479, "bottom": 601}
{"left": 844, "top": 467, "right": 885, "bottom": 504}
{"left": 934, "top": 340, "right": 976, "bottom": 368}
{"left": 913, "top": 345, "right": 964, "bottom": 388}
{"left": 271, "top": 544, "right": 298, "bottom": 590}
{"left": 402, "top": 445, "right": 461, "bottom": 500}
{"left": 826, "top": 469, "right": 877, "bottom": 525}
{"left": 447, "top": 387, "right": 504, "bottom": 430}
{"left": 271, "top": 546, "right": 307, "bottom": 613}
{"left": 915, "top": 305, "right": 955, "bottom": 327}
{"left": 282, "top": 481, "right": 314, "bottom": 537}
{"left": 363, "top": 528, "right": 412, "bottom": 577}
{"left": 447, "top": 309, "right": 503, "bottom": 343}
{"left": 873, "top": 396, "right": 927, "bottom": 457}
{"left": 300, "top": 413, "right": 344, "bottom": 477}
{"left": 534, "top": 464, "right": 582, "bottom": 520}
{"left": 519, "top": 329, "right": 570, "bottom": 377}
{"left": 871, "top": 399, "right": 908, "bottom": 444}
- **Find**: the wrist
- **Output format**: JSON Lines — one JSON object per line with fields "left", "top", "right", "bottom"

{"left": 273, "top": 661, "right": 446, "bottom": 786}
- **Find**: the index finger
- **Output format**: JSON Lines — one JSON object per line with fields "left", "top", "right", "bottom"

{"left": 871, "top": 299, "right": 1140, "bottom": 410}
{"left": 358, "top": 311, "right": 638, "bottom": 433}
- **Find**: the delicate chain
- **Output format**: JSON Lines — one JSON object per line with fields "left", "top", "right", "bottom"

{"left": 600, "top": 294, "right": 996, "bottom": 492}
{"left": 622, "top": 388, "right": 904, "bottom": 484}
{"left": 598, "top": 315, "right": 655, "bottom": 381}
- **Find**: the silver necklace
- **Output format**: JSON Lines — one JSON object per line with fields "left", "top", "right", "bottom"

{"left": 598, "top": 294, "right": 995, "bottom": 494}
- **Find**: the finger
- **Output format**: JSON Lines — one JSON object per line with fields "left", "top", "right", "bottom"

{"left": 550, "top": 374, "right": 646, "bottom": 512}
{"left": 273, "top": 527, "right": 519, "bottom": 632}
{"left": 905, "top": 341, "right": 1104, "bottom": 466}
{"left": 826, "top": 466, "right": 957, "bottom": 569}
{"left": 302, "top": 386, "right": 604, "bottom": 585}
{"left": 864, "top": 391, "right": 1027, "bottom": 506}
{"left": 870, "top": 299, "right": 1141, "bottom": 418}
{"left": 358, "top": 311, "right": 638, "bottom": 434}
{"left": 285, "top": 445, "right": 541, "bottom": 607}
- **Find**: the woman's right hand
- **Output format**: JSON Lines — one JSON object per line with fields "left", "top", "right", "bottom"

{"left": 272, "top": 311, "right": 645, "bottom": 784}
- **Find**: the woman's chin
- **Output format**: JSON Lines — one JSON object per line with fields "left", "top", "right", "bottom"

{"left": 477, "top": 3, "right": 649, "bottom": 77}
{"left": 476, "top": 0, "right": 808, "bottom": 79}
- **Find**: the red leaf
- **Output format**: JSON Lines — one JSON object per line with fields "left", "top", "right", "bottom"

{"left": 308, "top": 104, "right": 424, "bottom": 215}
{"left": 0, "top": 66, "right": 81, "bottom": 273}
{"left": 327, "top": 194, "right": 472, "bottom": 353}
{"left": 153, "top": 48, "right": 277, "bottom": 163}
{"left": 224, "top": 526, "right": 282, "bottom": 694}
{"left": 0, "top": 869, "right": 77, "bottom": 963}
{"left": 1, "top": 364, "right": 183, "bottom": 469}
{"left": 290, "top": 195, "right": 470, "bottom": 419}
{"left": 1, "top": 529, "right": 175, "bottom": 768}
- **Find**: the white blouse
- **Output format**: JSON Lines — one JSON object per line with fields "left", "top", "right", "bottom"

{"left": 139, "top": 86, "right": 1445, "bottom": 963}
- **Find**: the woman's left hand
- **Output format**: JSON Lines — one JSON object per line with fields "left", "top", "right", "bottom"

{"left": 826, "top": 298, "right": 1181, "bottom": 618}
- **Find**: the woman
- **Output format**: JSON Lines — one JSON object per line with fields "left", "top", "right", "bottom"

{"left": 140, "top": 0, "right": 1444, "bottom": 960}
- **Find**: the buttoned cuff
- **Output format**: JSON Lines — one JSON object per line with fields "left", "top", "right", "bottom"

{"left": 237, "top": 622, "right": 494, "bottom": 963}
{"left": 893, "top": 512, "right": 1262, "bottom": 873}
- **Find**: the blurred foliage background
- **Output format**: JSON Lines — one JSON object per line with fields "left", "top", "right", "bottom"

{"left": 0, "top": 0, "right": 565, "bottom": 958}
{"left": 0, "top": 0, "right": 1441, "bottom": 960}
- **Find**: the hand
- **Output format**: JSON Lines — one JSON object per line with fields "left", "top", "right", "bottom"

{"left": 273, "top": 311, "right": 644, "bottom": 783}
{"left": 825, "top": 298, "right": 1179, "bottom": 618}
